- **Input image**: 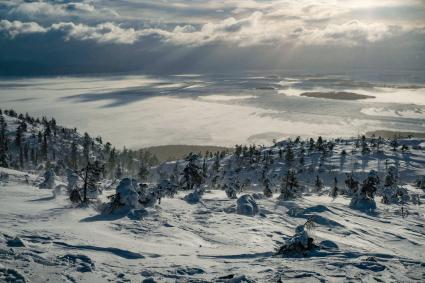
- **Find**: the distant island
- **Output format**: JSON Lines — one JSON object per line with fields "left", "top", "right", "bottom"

{"left": 300, "top": 91, "right": 375, "bottom": 100}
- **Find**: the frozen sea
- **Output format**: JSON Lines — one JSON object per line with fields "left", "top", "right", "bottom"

{"left": 0, "top": 70, "right": 424, "bottom": 148}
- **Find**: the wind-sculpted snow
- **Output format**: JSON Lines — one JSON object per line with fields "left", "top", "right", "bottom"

{"left": 1, "top": 177, "right": 425, "bottom": 281}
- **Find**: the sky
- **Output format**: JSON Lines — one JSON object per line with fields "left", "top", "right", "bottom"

{"left": 1, "top": 0, "right": 425, "bottom": 75}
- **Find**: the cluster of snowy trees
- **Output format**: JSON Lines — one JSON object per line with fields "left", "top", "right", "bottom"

{"left": 0, "top": 109, "right": 162, "bottom": 203}
{"left": 2, "top": 109, "right": 422, "bottom": 217}
{"left": 225, "top": 136, "right": 419, "bottom": 214}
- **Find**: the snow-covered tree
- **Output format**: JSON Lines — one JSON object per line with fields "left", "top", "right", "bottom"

{"left": 105, "top": 178, "right": 140, "bottom": 212}
{"left": 390, "top": 138, "right": 399, "bottom": 151}
{"left": 155, "top": 180, "right": 179, "bottom": 204}
{"left": 115, "top": 164, "right": 123, "bottom": 180}
{"left": 0, "top": 113, "right": 9, "bottom": 168}
{"left": 279, "top": 170, "right": 299, "bottom": 200}
{"left": 350, "top": 170, "right": 379, "bottom": 211}
{"left": 285, "top": 144, "right": 295, "bottom": 163}
{"left": 329, "top": 177, "right": 338, "bottom": 198}
{"left": 224, "top": 179, "right": 243, "bottom": 199}
{"left": 181, "top": 154, "right": 206, "bottom": 203}
{"left": 137, "top": 162, "right": 150, "bottom": 182}
{"left": 263, "top": 178, "right": 273, "bottom": 198}
{"left": 70, "top": 161, "right": 105, "bottom": 203}
{"left": 66, "top": 169, "right": 78, "bottom": 192}
{"left": 344, "top": 173, "right": 359, "bottom": 196}
{"left": 381, "top": 166, "right": 409, "bottom": 205}
{"left": 181, "top": 154, "right": 204, "bottom": 191}
{"left": 314, "top": 175, "right": 323, "bottom": 192}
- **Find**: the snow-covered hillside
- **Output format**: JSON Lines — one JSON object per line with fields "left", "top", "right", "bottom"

{"left": 1, "top": 110, "right": 425, "bottom": 282}
{"left": 1, "top": 168, "right": 425, "bottom": 282}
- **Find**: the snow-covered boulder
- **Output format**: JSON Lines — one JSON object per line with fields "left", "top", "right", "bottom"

{"left": 236, "top": 194, "right": 259, "bottom": 216}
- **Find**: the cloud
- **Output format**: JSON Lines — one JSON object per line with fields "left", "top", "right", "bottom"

{"left": 0, "top": 14, "right": 421, "bottom": 47}
{"left": 50, "top": 22, "right": 139, "bottom": 44}
{"left": 139, "top": 12, "right": 421, "bottom": 48}
{"left": 294, "top": 21, "right": 398, "bottom": 47}
{"left": 0, "top": 19, "right": 46, "bottom": 38}
{"left": 1, "top": 0, "right": 424, "bottom": 47}
{"left": 5, "top": 0, "right": 118, "bottom": 22}
{"left": 0, "top": 19, "right": 137, "bottom": 44}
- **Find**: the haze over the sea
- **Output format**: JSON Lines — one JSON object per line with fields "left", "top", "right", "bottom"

{"left": 0, "top": 70, "right": 424, "bottom": 148}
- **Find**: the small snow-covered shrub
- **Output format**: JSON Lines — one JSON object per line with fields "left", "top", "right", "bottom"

{"left": 39, "top": 168, "right": 55, "bottom": 189}
{"left": 275, "top": 225, "right": 317, "bottom": 257}
{"left": 155, "top": 180, "right": 179, "bottom": 200}
{"left": 224, "top": 183, "right": 238, "bottom": 199}
{"left": 381, "top": 185, "right": 410, "bottom": 205}
{"left": 251, "top": 193, "right": 264, "bottom": 200}
{"left": 236, "top": 194, "right": 259, "bottom": 216}
{"left": 416, "top": 176, "right": 425, "bottom": 191}
{"left": 0, "top": 172, "right": 9, "bottom": 182}
{"left": 183, "top": 187, "right": 204, "bottom": 204}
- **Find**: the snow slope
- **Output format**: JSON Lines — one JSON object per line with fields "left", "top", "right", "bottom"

{"left": 1, "top": 166, "right": 425, "bottom": 282}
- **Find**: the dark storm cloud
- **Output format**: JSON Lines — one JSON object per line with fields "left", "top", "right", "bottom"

{"left": 0, "top": 0, "right": 424, "bottom": 75}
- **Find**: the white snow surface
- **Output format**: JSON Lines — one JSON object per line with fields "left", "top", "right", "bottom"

{"left": 1, "top": 178, "right": 425, "bottom": 281}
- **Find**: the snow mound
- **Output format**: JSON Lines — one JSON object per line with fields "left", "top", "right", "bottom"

{"left": 227, "top": 274, "right": 255, "bottom": 283}
{"left": 127, "top": 208, "right": 149, "bottom": 220}
{"left": 59, "top": 254, "right": 95, "bottom": 273}
{"left": 350, "top": 198, "right": 377, "bottom": 211}
{"left": 236, "top": 195, "right": 259, "bottom": 216}
{"left": 184, "top": 190, "right": 203, "bottom": 204}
